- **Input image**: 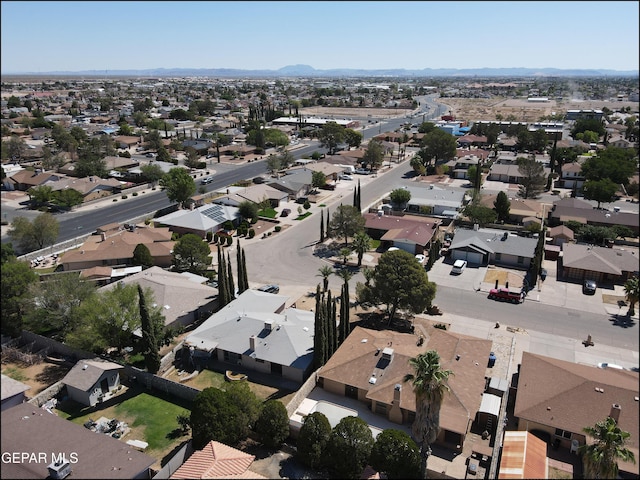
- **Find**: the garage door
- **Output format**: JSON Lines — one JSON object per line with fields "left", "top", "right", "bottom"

{"left": 452, "top": 250, "right": 483, "bottom": 265}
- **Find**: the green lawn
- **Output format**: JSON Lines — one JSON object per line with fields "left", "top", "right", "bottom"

{"left": 295, "top": 212, "right": 312, "bottom": 221}
{"left": 258, "top": 208, "right": 277, "bottom": 219}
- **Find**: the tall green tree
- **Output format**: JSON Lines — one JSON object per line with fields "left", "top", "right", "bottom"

{"left": 172, "top": 233, "right": 212, "bottom": 275}
{"left": 329, "top": 204, "right": 365, "bottom": 247}
{"left": 317, "top": 265, "right": 333, "bottom": 293}
{"left": 8, "top": 213, "right": 59, "bottom": 253}
{"left": 352, "top": 232, "right": 371, "bottom": 267}
{"left": 320, "top": 209, "right": 325, "bottom": 242}
{"left": 362, "top": 139, "right": 385, "bottom": 170}
{"left": 517, "top": 157, "right": 546, "bottom": 199}
{"left": 312, "top": 170, "right": 327, "bottom": 189}
{"left": 226, "top": 252, "right": 235, "bottom": 299}
{"left": 359, "top": 250, "right": 436, "bottom": 324}
{"left": 190, "top": 387, "right": 247, "bottom": 449}
{"left": 1, "top": 257, "right": 38, "bottom": 336}
{"left": 132, "top": 243, "right": 154, "bottom": 268}
{"left": 318, "top": 121, "right": 345, "bottom": 155}
{"left": 140, "top": 163, "right": 165, "bottom": 187}
{"left": 623, "top": 276, "right": 639, "bottom": 317}
{"left": 297, "top": 411, "right": 332, "bottom": 469}
{"left": 313, "top": 285, "right": 327, "bottom": 369}
{"left": 255, "top": 400, "right": 290, "bottom": 449}
{"left": 580, "top": 146, "right": 636, "bottom": 186}
{"left": 582, "top": 178, "right": 618, "bottom": 209}
{"left": 403, "top": 351, "right": 453, "bottom": 480}
{"left": 336, "top": 268, "right": 353, "bottom": 344}
{"left": 493, "top": 191, "right": 511, "bottom": 223}
{"left": 390, "top": 188, "right": 411, "bottom": 210}
{"left": 417, "top": 128, "right": 457, "bottom": 171}
{"left": 370, "top": 429, "right": 421, "bottom": 479}
{"left": 217, "top": 246, "right": 230, "bottom": 307}
{"left": 327, "top": 416, "right": 375, "bottom": 478}
{"left": 579, "top": 416, "right": 636, "bottom": 479}
{"left": 159, "top": 167, "right": 196, "bottom": 208}
{"left": 138, "top": 285, "right": 161, "bottom": 374}
{"left": 344, "top": 128, "right": 363, "bottom": 148}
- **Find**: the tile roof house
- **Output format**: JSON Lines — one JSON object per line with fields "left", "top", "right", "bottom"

{"left": 513, "top": 352, "right": 639, "bottom": 477}
{"left": 61, "top": 359, "right": 123, "bottom": 407}
{"left": 449, "top": 227, "right": 538, "bottom": 269}
{"left": 1, "top": 374, "right": 30, "bottom": 411}
{"left": 100, "top": 266, "right": 218, "bottom": 328}
{"left": 318, "top": 326, "right": 493, "bottom": 452}
{"left": 547, "top": 225, "right": 575, "bottom": 246}
{"left": 478, "top": 194, "right": 546, "bottom": 225}
{"left": 170, "top": 440, "right": 266, "bottom": 479}
{"left": 549, "top": 197, "right": 639, "bottom": 235}
{"left": 60, "top": 225, "right": 175, "bottom": 271}
{"left": 561, "top": 243, "right": 638, "bottom": 284}
{"left": 183, "top": 289, "right": 315, "bottom": 384}
{"left": 363, "top": 213, "right": 440, "bottom": 254}
{"left": 154, "top": 203, "right": 240, "bottom": 238}
{"left": 1, "top": 403, "right": 155, "bottom": 479}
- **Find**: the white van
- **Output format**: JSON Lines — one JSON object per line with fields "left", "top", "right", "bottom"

{"left": 451, "top": 259, "right": 467, "bottom": 274}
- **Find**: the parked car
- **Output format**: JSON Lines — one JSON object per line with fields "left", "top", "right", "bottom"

{"left": 583, "top": 279, "right": 597, "bottom": 295}
{"left": 597, "top": 362, "right": 624, "bottom": 370}
{"left": 320, "top": 183, "right": 336, "bottom": 190}
{"left": 354, "top": 168, "right": 371, "bottom": 175}
{"left": 339, "top": 174, "right": 353, "bottom": 181}
{"left": 280, "top": 208, "right": 291, "bottom": 217}
{"left": 415, "top": 254, "right": 426, "bottom": 264}
{"left": 201, "top": 176, "right": 214, "bottom": 185}
{"left": 488, "top": 288, "right": 523, "bottom": 304}
{"left": 146, "top": 152, "right": 156, "bottom": 158}
{"left": 451, "top": 259, "right": 467, "bottom": 275}
{"left": 257, "top": 284, "right": 280, "bottom": 294}
{"left": 295, "top": 197, "right": 308, "bottom": 204}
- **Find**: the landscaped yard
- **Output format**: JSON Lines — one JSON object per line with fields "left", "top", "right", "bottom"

{"left": 295, "top": 212, "right": 312, "bottom": 221}
{"left": 257, "top": 207, "right": 277, "bottom": 218}
{"left": 56, "top": 385, "right": 191, "bottom": 470}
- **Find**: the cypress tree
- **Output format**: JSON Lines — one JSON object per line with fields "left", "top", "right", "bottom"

{"left": 138, "top": 285, "right": 161, "bottom": 374}
{"left": 217, "top": 246, "right": 229, "bottom": 307}
{"left": 325, "top": 208, "right": 330, "bottom": 238}
{"left": 240, "top": 247, "right": 249, "bottom": 294}
{"left": 313, "top": 285, "right": 327, "bottom": 369}
{"left": 320, "top": 209, "right": 325, "bottom": 242}
{"left": 227, "top": 252, "right": 235, "bottom": 299}
{"left": 340, "top": 280, "right": 351, "bottom": 343}
{"left": 356, "top": 180, "right": 362, "bottom": 211}
{"left": 326, "top": 290, "right": 335, "bottom": 356}
{"left": 236, "top": 241, "right": 245, "bottom": 293}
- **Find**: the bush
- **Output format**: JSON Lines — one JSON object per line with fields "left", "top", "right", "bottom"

{"left": 226, "top": 236, "right": 233, "bottom": 246}
{"left": 197, "top": 161, "right": 206, "bottom": 169}
{"left": 274, "top": 226, "right": 281, "bottom": 232}
{"left": 248, "top": 229, "right": 255, "bottom": 238}
{"left": 206, "top": 231, "right": 213, "bottom": 242}
{"left": 113, "top": 198, "right": 118, "bottom": 202}
{"left": 132, "top": 192, "right": 138, "bottom": 197}
{"left": 144, "top": 218, "right": 151, "bottom": 225}
{"left": 121, "top": 195, "right": 128, "bottom": 200}
{"left": 303, "top": 200, "right": 311, "bottom": 210}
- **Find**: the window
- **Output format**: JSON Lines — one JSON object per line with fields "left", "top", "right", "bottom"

{"left": 555, "top": 428, "right": 572, "bottom": 439}
{"left": 375, "top": 402, "right": 387, "bottom": 415}
{"left": 517, "top": 256, "right": 524, "bottom": 264}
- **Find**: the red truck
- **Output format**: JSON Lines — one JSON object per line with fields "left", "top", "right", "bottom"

{"left": 488, "top": 288, "right": 524, "bottom": 304}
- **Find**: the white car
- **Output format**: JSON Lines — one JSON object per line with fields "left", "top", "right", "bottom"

{"left": 415, "top": 254, "right": 426, "bottom": 264}
{"left": 597, "top": 362, "right": 624, "bottom": 370}
{"left": 451, "top": 259, "right": 467, "bottom": 274}
{"left": 387, "top": 247, "right": 400, "bottom": 252}
{"left": 339, "top": 174, "right": 353, "bottom": 181}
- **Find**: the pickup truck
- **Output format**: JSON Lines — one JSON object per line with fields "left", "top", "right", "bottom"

{"left": 488, "top": 288, "right": 523, "bottom": 304}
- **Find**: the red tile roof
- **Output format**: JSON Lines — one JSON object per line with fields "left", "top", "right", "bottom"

{"left": 171, "top": 441, "right": 266, "bottom": 479}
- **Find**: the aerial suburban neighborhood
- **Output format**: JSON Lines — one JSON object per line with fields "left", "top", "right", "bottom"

{"left": 1, "top": 3, "right": 639, "bottom": 479}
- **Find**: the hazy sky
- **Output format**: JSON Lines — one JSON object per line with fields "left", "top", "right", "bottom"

{"left": 2, "top": 1, "right": 638, "bottom": 73}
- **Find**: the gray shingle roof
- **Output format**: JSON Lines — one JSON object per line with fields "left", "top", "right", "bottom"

{"left": 450, "top": 228, "right": 538, "bottom": 257}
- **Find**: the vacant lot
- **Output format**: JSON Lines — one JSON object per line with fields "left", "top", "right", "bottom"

{"left": 1, "top": 359, "right": 71, "bottom": 396}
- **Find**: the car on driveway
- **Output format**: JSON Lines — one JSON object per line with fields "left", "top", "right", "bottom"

{"left": 280, "top": 208, "right": 291, "bottom": 217}
{"left": 583, "top": 279, "right": 597, "bottom": 295}
{"left": 257, "top": 284, "right": 280, "bottom": 294}
{"left": 451, "top": 259, "right": 467, "bottom": 274}
{"left": 339, "top": 174, "right": 353, "bottom": 181}
{"left": 355, "top": 168, "right": 371, "bottom": 175}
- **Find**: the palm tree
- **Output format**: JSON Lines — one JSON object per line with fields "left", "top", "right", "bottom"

{"left": 403, "top": 351, "right": 453, "bottom": 479}
{"left": 579, "top": 416, "right": 635, "bottom": 479}
{"left": 317, "top": 265, "right": 333, "bottom": 293}
{"left": 352, "top": 232, "right": 371, "bottom": 267}
{"left": 623, "top": 276, "right": 639, "bottom": 316}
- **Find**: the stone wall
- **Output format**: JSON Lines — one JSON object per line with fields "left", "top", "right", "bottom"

{"left": 284, "top": 369, "right": 319, "bottom": 418}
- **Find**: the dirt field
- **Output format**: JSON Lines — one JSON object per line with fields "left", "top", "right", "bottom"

{"left": 1, "top": 359, "right": 71, "bottom": 397}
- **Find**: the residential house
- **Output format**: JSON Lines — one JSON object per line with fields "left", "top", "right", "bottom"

{"left": 1, "top": 403, "right": 155, "bottom": 479}
{"left": 102, "top": 155, "right": 139, "bottom": 172}
{"left": 47, "top": 175, "right": 123, "bottom": 202}
{"left": 318, "top": 326, "right": 493, "bottom": 453}
{"left": 304, "top": 161, "right": 344, "bottom": 182}
{"left": 268, "top": 168, "right": 313, "bottom": 201}
{"left": 0, "top": 374, "right": 30, "bottom": 411}
{"left": 212, "top": 184, "right": 288, "bottom": 209}
{"left": 546, "top": 225, "right": 575, "bottom": 246}
{"left": 456, "top": 134, "right": 488, "bottom": 148}
{"left": 61, "top": 359, "right": 123, "bottom": 407}
{"left": 5, "top": 170, "right": 62, "bottom": 191}
{"left": 60, "top": 224, "right": 175, "bottom": 271}
{"left": 170, "top": 441, "right": 266, "bottom": 479}
{"left": 183, "top": 289, "right": 315, "bottom": 384}
{"left": 447, "top": 154, "right": 481, "bottom": 180}
{"left": 488, "top": 163, "right": 551, "bottom": 184}
{"left": 79, "top": 265, "right": 143, "bottom": 286}
{"left": 449, "top": 227, "right": 538, "bottom": 269}
{"left": 558, "top": 162, "right": 585, "bottom": 190}
{"left": 513, "top": 352, "right": 638, "bottom": 477}
{"left": 478, "top": 194, "right": 546, "bottom": 225}
{"left": 363, "top": 213, "right": 440, "bottom": 254}
{"left": 154, "top": 203, "right": 240, "bottom": 238}
{"left": 608, "top": 135, "right": 634, "bottom": 149}
{"left": 561, "top": 243, "right": 638, "bottom": 284}
{"left": 113, "top": 135, "right": 141, "bottom": 149}
{"left": 549, "top": 197, "right": 639, "bottom": 235}
{"left": 100, "top": 266, "right": 218, "bottom": 328}
{"left": 400, "top": 184, "right": 468, "bottom": 219}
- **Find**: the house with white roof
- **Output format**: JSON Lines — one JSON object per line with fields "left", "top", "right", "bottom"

{"left": 154, "top": 203, "right": 240, "bottom": 238}
{"left": 400, "top": 184, "right": 468, "bottom": 218}
{"left": 183, "top": 289, "right": 315, "bottom": 384}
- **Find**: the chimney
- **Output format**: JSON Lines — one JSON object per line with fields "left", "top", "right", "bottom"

{"left": 249, "top": 335, "right": 256, "bottom": 351}
{"left": 610, "top": 403, "right": 621, "bottom": 423}
{"left": 101, "top": 232, "right": 107, "bottom": 242}
{"left": 393, "top": 384, "right": 401, "bottom": 403}
{"left": 264, "top": 320, "right": 273, "bottom": 332}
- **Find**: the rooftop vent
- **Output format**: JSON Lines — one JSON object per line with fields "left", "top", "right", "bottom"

{"left": 381, "top": 347, "right": 394, "bottom": 361}
{"left": 47, "top": 459, "right": 72, "bottom": 480}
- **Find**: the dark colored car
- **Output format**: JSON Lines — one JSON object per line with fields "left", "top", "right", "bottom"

{"left": 540, "top": 269, "right": 547, "bottom": 281}
{"left": 583, "top": 279, "right": 597, "bottom": 295}
{"left": 280, "top": 208, "right": 291, "bottom": 217}
{"left": 257, "top": 284, "right": 280, "bottom": 294}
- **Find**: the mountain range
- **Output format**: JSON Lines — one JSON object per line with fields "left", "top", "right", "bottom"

{"left": 3, "top": 65, "right": 638, "bottom": 78}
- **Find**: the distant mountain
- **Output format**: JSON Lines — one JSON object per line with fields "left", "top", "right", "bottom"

{"left": 3, "top": 65, "right": 638, "bottom": 77}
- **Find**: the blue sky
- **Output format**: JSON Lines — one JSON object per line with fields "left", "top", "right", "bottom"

{"left": 1, "top": 1, "right": 638, "bottom": 73}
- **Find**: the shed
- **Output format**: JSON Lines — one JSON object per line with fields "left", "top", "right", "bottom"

{"left": 62, "top": 359, "right": 123, "bottom": 407}
{"left": 476, "top": 393, "right": 502, "bottom": 435}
